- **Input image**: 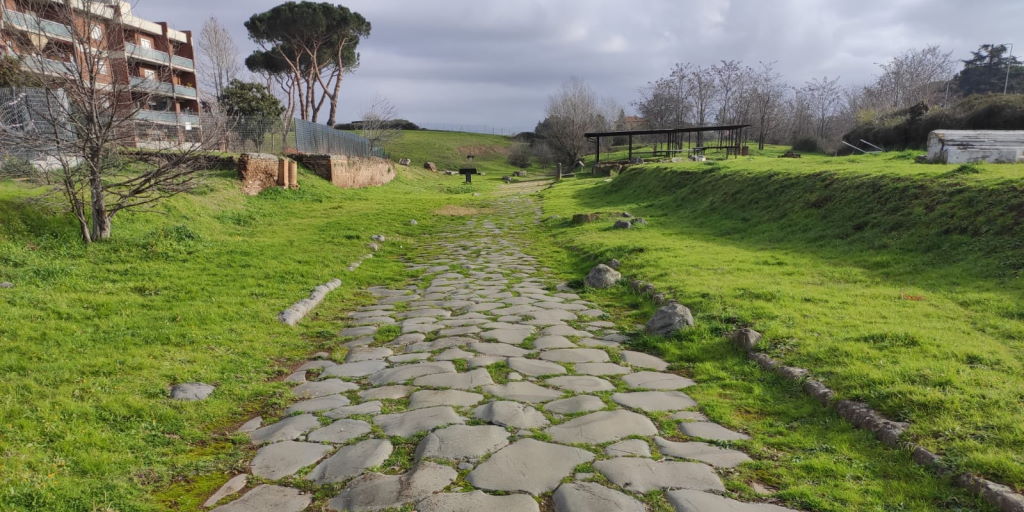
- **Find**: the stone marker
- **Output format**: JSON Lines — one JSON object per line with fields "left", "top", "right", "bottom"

{"left": 306, "top": 438, "right": 393, "bottom": 484}
{"left": 211, "top": 484, "right": 311, "bottom": 512}
{"left": 467, "top": 439, "right": 595, "bottom": 495}
{"left": 328, "top": 462, "right": 457, "bottom": 511}
{"left": 584, "top": 264, "right": 622, "bottom": 288}
{"left": 593, "top": 458, "right": 725, "bottom": 493}
{"left": 553, "top": 482, "right": 646, "bottom": 512}
{"left": 418, "top": 491, "right": 540, "bottom": 512}
{"left": 646, "top": 303, "right": 694, "bottom": 336}
{"left": 170, "top": 382, "right": 215, "bottom": 401}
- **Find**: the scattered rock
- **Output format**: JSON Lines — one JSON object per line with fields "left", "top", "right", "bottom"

{"left": 630, "top": 218, "right": 648, "bottom": 227}
{"left": 170, "top": 382, "right": 215, "bottom": 401}
{"left": 424, "top": 162, "right": 438, "bottom": 171}
{"left": 409, "top": 219, "right": 418, "bottom": 225}
{"left": 584, "top": 264, "right": 621, "bottom": 289}
{"left": 645, "top": 303, "right": 694, "bottom": 336}
{"left": 370, "top": 234, "right": 386, "bottom": 242}
{"left": 553, "top": 482, "right": 646, "bottom": 512}
{"left": 399, "top": 158, "right": 412, "bottom": 166}
{"left": 729, "top": 328, "right": 763, "bottom": 351}
{"left": 605, "top": 258, "right": 621, "bottom": 269}
{"left": 367, "top": 242, "right": 381, "bottom": 252}
{"left": 0, "top": 282, "right": 13, "bottom": 289}
{"left": 571, "top": 213, "right": 600, "bottom": 225}
{"left": 467, "top": 439, "right": 595, "bottom": 495}
{"left": 613, "top": 220, "right": 632, "bottom": 229}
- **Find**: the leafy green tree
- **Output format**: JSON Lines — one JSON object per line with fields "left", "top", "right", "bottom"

{"left": 953, "top": 44, "right": 1024, "bottom": 95}
{"left": 244, "top": 2, "right": 370, "bottom": 125}
{"left": 218, "top": 79, "right": 285, "bottom": 149}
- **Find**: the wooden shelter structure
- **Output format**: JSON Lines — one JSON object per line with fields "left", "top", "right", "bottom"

{"left": 584, "top": 124, "right": 750, "bottom": 168}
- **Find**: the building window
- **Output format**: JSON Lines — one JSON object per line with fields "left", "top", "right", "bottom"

{"left": 98, "top": 59, "right": 109, "bottom": 75}
{"left": 90, "top": 25, "right": 103, "bottom": 42}
{"left": 140, "top": 37, "right": 153, "bottom": 49}
{"left": 142, "top": 68, "right": 156, "bottom": 80}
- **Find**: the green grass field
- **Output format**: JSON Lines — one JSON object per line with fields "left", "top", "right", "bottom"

{"left": 537, "top": 151, "right": 1024, "bottom": 504}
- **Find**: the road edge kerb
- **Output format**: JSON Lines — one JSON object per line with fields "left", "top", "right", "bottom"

{"left": 279, "top": 278, "right": 343, "bottom": 326}
{"left": 623, "top": 277, "right": 1024, "bottom": 512}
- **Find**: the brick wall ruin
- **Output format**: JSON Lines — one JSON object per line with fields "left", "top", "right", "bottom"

{"left": 237, "top": 153, "right": 298, "bottom": 195}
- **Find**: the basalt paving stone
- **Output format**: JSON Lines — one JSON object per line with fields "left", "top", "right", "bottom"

{"left": 553, "top": 482, "right": 646, "bottom": 512}
{"left": 414, "top": 424, "right": 511, "bottom": 461}
{"left": 440, "top": 318, "right": 490, "bottom": 327}
{"left": 474, "top": 401, "right": 550, "bottom": 428}
{"left": 540, "top": 325, "right": 593, "bottom": 337}
{"left": 492, "top": 305, "right": 542, "bottom": 316}
{"left": 546, "top": 410, "right": 658, "bottom": 444}
{"left": 679, "top": 422, "right": 751, "bottom": 442}
{"left": 417, "top": 491, "right": 540, "bottom": 512}
{"left": 307, "top": 419, "right": 372, "bottom": 443}
{"left": 482, "top": 382, "right": 564, "bottom": 403}
{"left": 251, "top": 441, "right": 333, "bottom": 480}
{"left": 468, "top": 302, "right": 505, "bottom": 312}
{"left": 574, "top": 362, "right": 632, "bottom": 376}
{"left": 536, "top": 301, "right": 589, "bottom": 311}
{"left": 388, "top": 353, "right": 431, "bottom": 363}
{"left": 284, "top": 371, "right": 306, "bottom": 383}
{"left": 469, "top": 342, "right": 532, "bottom": 357}
{"left": 622, "top": 371, "right": 696, "bottom": 390}
{"left": 481, "top": 328, "right": 534, "bottom": 345}
{"left": 524, "top": 310, "right": 578, "bottom": 325}
{"left": 578, "top": 309, "right": 606, "bottom": 318}
{"left": 620, "top": 350, "right": 670, "bottom": 370}
{"left": 358, "top": 385, "right": 415, "bottom": 400}
{"left": 577, "top": 338, "right": 621, "bottom": 348}
{"left": 345, "top": 347, "right": 393, "bottom": 362}
{"left": 667, "top": 489, "right": 800, "bottom": 512}
{"left": 434, "top": 347, "right": 476, "bottom": 360}
{"left": 350, "top": 316, "right": 396, "bottom": 326}
{"left": 532, "top": 335, "right": 577, "bottom": 349}
{"left": 374, "top": 406, "right": 466, "bottom": 438}
{"left": 340, "top": 326, "right": 378, "bottom": 337}
{"left": 593, "top": 458, "right": 725, "bottom": 493}
{"left": 325, "top": 401, "right": 382, "bottom": 419}
{"left": 655, "top": 437, "right": 753, "bottom": 468}
{"left": 417, "top": 336, "right": 479, "bottom": 350}
{"left": 344, "top": 337, "right": 374, "bottom": 348}
{"left": 545, "top": 375, "right": 615, "bottom": 393}
{"left": 395, "top": 309, "right": 452, "bottom": 319}
{"left": 606, "top": 439, "right": 652, "bottom": 457}
{"left": 389, "top": 333, "right": 427, "bottom": 346}
{"left": 367, "top": 361, "right": 456, "bottom": 386}
{"left": 467, "top": 439, "right": 595, "bottom": 495}
{"left": 543, "top": 395, "right": 607, "bottom": 414}
{"left": 438, "top": 326, "right": 482, "bottom": 337}
{"left": 508, "top": 357, "right": 567, "bottom": 376}
{"left": 497, "top": 315, "right": 524, "bottom": 323}
{"left": 306, "top": 438, "right": 393, "bottom": 484}
{"left": 210, "top": 484, "right": 311, "bottom": 512}
{"left": 292, "top": 379, "right": 359, "bottom": 399}
{"left": 296, "top": 360, "right": 337, "bottom": 371}
{"left": 249, "top": 414, "right": 320, "bottom": 445}
{"left": 539, "top": 348, "right": 610, "bottom": 363}
{"left": 284, "top": 394, "right": 351, "bottom": 414}
{"left": 321, "top": 360, "right": 388, "bottom": 379}
{"left": 328, "top": 462, "right": 458, "bottom": 512}
{"left": 612, "top": 391, "right": 698, "bottom": 412}
{"left": 402, "top": 322, "right": 443, "bottom": 334}
{"left": 408, "top": 389, "right": 485, "bottom": 409}
{"left": 671, "top": 411, "right": 710, "bottom": 422}
{"left": 413, "top": 368, "right": 494, "bottom": 389}
{"left": 602, "top": 333, "right": 630, "bottom": 343}
{"left": 237, "top": 416, "right": 263, "bottom": 433}
{"left": 467, "top": 355, "right": 507, "bottom": 368}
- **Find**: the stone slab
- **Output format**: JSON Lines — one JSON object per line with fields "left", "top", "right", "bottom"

{"left": 612, "top": 391, "right": 698, "bottom": 412}
{"left": 543, "top": 395, "right": 607, "bottom": 415}
{"left": 553, "top": 482, "right": 645, "bottom": 512}
{"left": 210, "top": 484, "right": 311, "bottom": 512}
{"left": 415, "top": 424, "right": 510, "bottom": 460}
{"left": 593, "top": 458, "right": 724, "bottom": 493}
{"left": 374, "top": 406, "right": 465, "bottom": 438}
{"left": 545, "top": 410, "right": 657, "bottom": 444}
{"left": 622, "top": 371, "right": 696, "bottom": 390}
{"left": 467, "top": 439, "right": 595, "bottom": 495}
{"left": 418, "top": 491, "right": 539, "bottom": 512}
{"left": 679, "top": 422, "right": 751, "bottom": 442}
{"left": 327, "top": 462, "right": 457, "bottom": 512}
{"left": 482, "top": 382, "right": 564, "bottom": 403}
{"left": 251, "top": 441, "right": 332, "bottom": 480}
{"left": 655, "top": 437, "right": 753, "bottom": 468}
{"left": 474, "top": 401, "right": 550, "bottom": 428}
{"left": 306, "top": 438, "right": 393, "bottom": 484}
{"left": 308, "top": 419, "right": 372, "bottom": 443}
{"left": 539, "top": 349, "right": 610, "bottom": 363}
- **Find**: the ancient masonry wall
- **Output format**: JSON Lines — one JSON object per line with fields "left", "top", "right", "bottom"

{"left": 293, "top": 154, "right": 396, "bottom": 189}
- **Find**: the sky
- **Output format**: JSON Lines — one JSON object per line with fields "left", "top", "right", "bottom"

{"left": 132, "top": 0, "right": 1024, "bottom": 132}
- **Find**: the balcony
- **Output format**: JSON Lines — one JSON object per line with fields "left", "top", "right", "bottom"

{"left": 130, "top": 77, "right": 197, "bottom": 99}
{"left": 135, "top": 109, "right": 200, "bottom": 126}
{"left": 124, "top": 42, "right": 194, "bottom": 70}
{"left": 23, "top": 55, "right": 74, "bottom": 75}
{"left": 3, "top": 9, "right": 72, "bottom": 40}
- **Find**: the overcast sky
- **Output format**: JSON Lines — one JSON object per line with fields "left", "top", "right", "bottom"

{"left": 134, "top": 0, "right": 1022, "bottom": 132}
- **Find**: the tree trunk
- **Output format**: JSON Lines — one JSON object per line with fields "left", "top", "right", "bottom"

{"left": 88, "top": 168, "right": 111, "bottom": 241}
{"left": 326, "top": 67, "right": 343, "bottom": 127}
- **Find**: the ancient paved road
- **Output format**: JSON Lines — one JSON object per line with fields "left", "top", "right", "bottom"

{"left": 208, "top": 194, "right": 798, "bottom": 512}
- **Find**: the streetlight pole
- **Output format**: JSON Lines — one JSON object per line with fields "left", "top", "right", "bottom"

{"left": 1004, "top": 43, "right": 1015, "bottom": 94}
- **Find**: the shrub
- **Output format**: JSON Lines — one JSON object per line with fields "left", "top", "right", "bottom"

{"left": 506, "top": 143, "right": 532, "bottom": 168}
{"left": 791, "top": 137, "right": 823, "bottom": 153}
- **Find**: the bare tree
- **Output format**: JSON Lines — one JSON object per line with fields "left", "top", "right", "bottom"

{"left": 870, "top": 45, "right": 954, "bottom": 111}
{"left": 634, "top": 75, "right": 691, "bottom": 129}
{"left": 802, "top": 76, "right": 843, "bottom": 141}
{"left": 748, "top": 62, "right": 787, "bottom": 149}
{"left": 712, "top": 60, "right": 751, "bottom": 124}
{"left": 198, "top": 17, "right": 240, "bottom": 99}
{"left": 537, "top": 78, "right": 609, "bottom": 165}
{"left": 360, "top": 96, "right": 399, "bottom": 152}
{"left": 0, "top": 2, "right": 220, "bottom": 243}
{"left": 673, "top": 63, "right": 717, "bottom": 143}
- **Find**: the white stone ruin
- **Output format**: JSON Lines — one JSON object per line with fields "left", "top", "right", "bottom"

{"left": 927, "top": 130, "right": 1024, "bottom": 164}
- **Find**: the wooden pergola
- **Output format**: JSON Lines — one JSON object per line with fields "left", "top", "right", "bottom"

{"left": 585, "top": 124, "right": 751, "bottom": 169}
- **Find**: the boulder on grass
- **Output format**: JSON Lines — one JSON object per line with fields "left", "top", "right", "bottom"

{"left": 170, "top": 382, "right": 215, "bottom": 401}
{"left": 585, "top": 264, "right": 622, "bottom": 289}
{"left": 399, "top": 158, "right": 412, "bottom": 166}
{"left": 613, "top": 220, "right": 631, "bottom": 229}
{"left": 424, "top": 162, "right": 438, "bottom": 171}
{"left": 0, "top": 282, "right": 13, "bottom": 289}
{"left": 571, "top": 213, "right": 600, "bottom": 225}
{"left": 646, "top": 303, "right": 694, "bottom": 336}
{"left": 729, "top": 328, "right": 762, "bottom": 351}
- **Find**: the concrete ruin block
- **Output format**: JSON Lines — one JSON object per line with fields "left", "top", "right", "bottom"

{"left": 927, "top": 130, "right": 1024, "bottom": 164}
{"left": 293, "top": 154, "right": 396, "bottom": 189}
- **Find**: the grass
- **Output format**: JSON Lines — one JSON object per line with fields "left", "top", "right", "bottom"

{"left": 0, "top": 130, "right": 517, "bottom": 511}
{"left": 535, "top": 150, "right": 1024, "bottom": 505}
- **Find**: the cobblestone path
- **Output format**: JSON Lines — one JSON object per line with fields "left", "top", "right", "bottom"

{"left": 208, "top": 196, "right": 798, "bottom": 512}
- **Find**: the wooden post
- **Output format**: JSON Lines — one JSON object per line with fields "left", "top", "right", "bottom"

{"left": 277, "top": 158, "right": 288, "bottom": 187}
{"left": 628, "top": 133, "right": 633, "bottom": 161}
{"left": 556, "top": 163, "right": 562, "bottom": 182}
{"left": 288, "top": 160, "right": 298, "bottom": 188}
{"left": 593, "top": 137, "right": 600, "bottom": 175}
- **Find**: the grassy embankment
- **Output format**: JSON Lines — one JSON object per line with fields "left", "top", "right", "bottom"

{"left": 0, "top": 130, "right": 513, "bottom": 511}
{"left": 536, "top": 150, "right": 1024, "bottom": 510}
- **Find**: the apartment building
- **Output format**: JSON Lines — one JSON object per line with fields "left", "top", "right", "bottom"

{"left": 0, "top": 0, "right": 200, "bottom": 144}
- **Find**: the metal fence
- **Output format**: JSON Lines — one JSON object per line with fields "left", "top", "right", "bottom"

{"left": 293, "top": 118, "right": 385, "bottom": 158}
